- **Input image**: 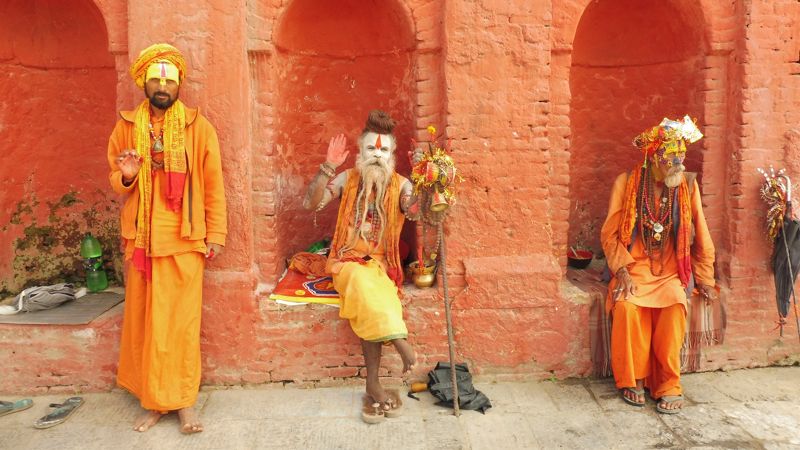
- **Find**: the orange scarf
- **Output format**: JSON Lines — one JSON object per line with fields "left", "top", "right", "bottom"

{"left": 131, "top": 99, "right": 188, "bottom": 277}
{"left": 329, "top": 169, "right": 405, "bottom": 289}
{"left": 618, "top": 167, "right": 693, "bottom": 285}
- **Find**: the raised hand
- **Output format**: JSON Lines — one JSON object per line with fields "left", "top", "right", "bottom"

{"left": 116, "top": 149, "right": 142, "bottom": 183}
{"left": 325, "top": 133, "right": 349, "bottom": 168}
{"left": 409, "top": 146, "right": 424, "bottom": 166}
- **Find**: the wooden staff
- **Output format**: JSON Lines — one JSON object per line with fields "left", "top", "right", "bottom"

{"left": 438, "top": 222, "right": 460, "bottom": 416}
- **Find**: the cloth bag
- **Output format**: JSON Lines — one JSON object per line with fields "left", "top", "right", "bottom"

{"left": 427, "top": 362, "right": 492, "bottom": 414}
{"left": 0, "top": 284, "right": 83, "bottom": 315}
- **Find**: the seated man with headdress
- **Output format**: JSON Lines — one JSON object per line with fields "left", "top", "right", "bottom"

{"left": 600, "top": 116, "right": 715, "bottom": 414}
{"left": 304, "top": 110, "right": 420, "bottom": 423}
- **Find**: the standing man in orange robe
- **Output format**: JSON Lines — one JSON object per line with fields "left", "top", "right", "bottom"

{"left": 108, "top": 43, "right": 227, "bottom": 433}
{"left": 600, "top": 116, "right": 715, "bottom": 414}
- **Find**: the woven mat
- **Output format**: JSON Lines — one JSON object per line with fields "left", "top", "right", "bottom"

{"left": 0, "top": 290, "right": 124, "bottom": 325}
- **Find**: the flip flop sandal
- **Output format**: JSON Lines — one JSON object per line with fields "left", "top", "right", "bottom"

{"left": 656, "top": 395, "right": 683, "bottom": 414}
{"left": 33, "top": 397, "right": 84, "bottom": 429}
{"left": 383, "top": 389, "right": 404, "bottom": 418}
{"left": 620, "top": 388, "right": 645, "bottom": 407}
{"left": 361, "top": 395, "right": 385, "bottom": 424}
{"left": 0, "top": 399, "right": 33, "bottom": 417}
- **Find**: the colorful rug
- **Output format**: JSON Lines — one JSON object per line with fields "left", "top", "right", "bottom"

{"left": 268, "top": 269, "right": 340, "bottom": 305}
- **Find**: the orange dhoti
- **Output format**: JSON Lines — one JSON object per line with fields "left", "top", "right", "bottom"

{"left": 601, "top": 171, "right": 716, "bottom": 399}
{"left": 611, "top": 302, "right": 686, "bottom": 398}
{"left": 117, "top": 252, "right": 204, "bottom": 411}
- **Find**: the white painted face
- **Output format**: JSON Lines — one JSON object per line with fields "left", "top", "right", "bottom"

{"left": 360, "top": 132, "right": 394, "bottom": 162}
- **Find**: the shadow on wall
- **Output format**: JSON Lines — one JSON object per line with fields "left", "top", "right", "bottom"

{"left": 0, "top": 0, "right": 118, "bottom": 295}
{"left": 270, "top": 0, "right": 417, "bottom": 271}
{"left": 567, "top": 0, "right": 707, "bottom": 255}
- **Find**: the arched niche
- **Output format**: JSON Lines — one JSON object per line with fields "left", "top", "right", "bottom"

{"left": 568, "top": 0, "right": 707, "bottom": 253}
{"left": 272, "top": 0, "right": 416, "bottom": 262}
{"left": 0, "top": 0, "right": 118, "bottom": 293}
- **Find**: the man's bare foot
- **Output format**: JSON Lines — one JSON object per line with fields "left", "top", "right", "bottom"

{"left": 178, "top": 407, "right": 204, "bottom": 434}
{"left": 391, "top": 338, "right": 417, "bottom": 377}
{"left": 133, "top": 410, "right": 162, "bottom": 432}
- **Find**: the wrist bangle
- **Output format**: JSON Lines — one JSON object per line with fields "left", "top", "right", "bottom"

{"left": 319, "top": 163, "right": 336, "bottom": 178}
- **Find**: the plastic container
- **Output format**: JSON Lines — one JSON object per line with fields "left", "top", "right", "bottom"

{"left": 86, "top": 268, "right": 108, "bottom": 292}
{"left": 81, "top": 234, "right": 108, "bottom": 292}
{"left": 80, "top": 233, "right": 103, "bottom": 259}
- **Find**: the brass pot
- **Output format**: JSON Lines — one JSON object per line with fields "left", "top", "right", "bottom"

{"left": 409, "top": 261, "right": 436, "bottom": 288}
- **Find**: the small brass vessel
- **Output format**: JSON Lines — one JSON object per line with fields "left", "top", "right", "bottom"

{"left": 409, "top": 261, "right": 436, "bottom": 288}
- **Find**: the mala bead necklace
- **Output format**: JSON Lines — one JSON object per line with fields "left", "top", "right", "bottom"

{"left": 354, "top": 200, "right": 381, "bottom": 244}
{"left": 638, "top": 168, "right": 676, "bottom": 276}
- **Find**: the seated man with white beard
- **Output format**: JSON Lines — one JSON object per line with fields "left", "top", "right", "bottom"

{"left": 303, "top": 110, "right": 418, "bottom": 423}
{"left": 600, "top": 116, "right": 715, "bottom": 415}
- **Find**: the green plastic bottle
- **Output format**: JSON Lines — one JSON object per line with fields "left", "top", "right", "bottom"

{"left": 81, "top": 233, "right": 107, "bottom": 292}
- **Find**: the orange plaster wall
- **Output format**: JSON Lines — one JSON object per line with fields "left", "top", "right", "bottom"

{"left": 0, "top": 0, "right": 117, "bottom": 294}
{"left": 568, "top": 0, "right": 707, "bottom": 253}
{"left": 271, "top": 0, "right": 416, "bottom": 264}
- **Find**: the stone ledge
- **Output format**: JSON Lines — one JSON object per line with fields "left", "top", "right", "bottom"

{"left": 0, "top": 302, "right": 124, "bottom": 395}
{"left": 460, "top": 254, "right": 561, "bottom": 309}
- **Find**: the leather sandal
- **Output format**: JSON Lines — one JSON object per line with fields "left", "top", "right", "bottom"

{"left": 361, "top": 395, "right": 385, "bottom": 424}
{"left": 383, "top": 389, "right": 404, "bottom": 418}
{"left": 620, "top": 387, "right": 645, "bottom": 407}
{"left": 656, "top": 395, "right": 683, "bottom": 414}
{"left": 33, "top": 397, "right": 84, "bottom": 429}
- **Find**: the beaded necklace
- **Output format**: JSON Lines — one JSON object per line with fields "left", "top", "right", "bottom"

{"left": 148, "top": 122, "right": 164, "bottom": 153}
{"left": 354, "top": 200, "right": 381, "bottom": 244}
{"left": 637, "top": 167, "right": 675, "bottom": 276}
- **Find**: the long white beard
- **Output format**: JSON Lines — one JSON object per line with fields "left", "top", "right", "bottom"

{"left": 338, "top": 155, "right": 395, "bottom": 255}
{"left": 664, "top": 164, "right": 685, "bottom": 188}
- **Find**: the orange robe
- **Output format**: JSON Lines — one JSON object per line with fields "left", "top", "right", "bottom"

{"left": 328, "top": 170, "right": 408, "bottom": 342}
{"left": 600, "top": 172, "right": 714, "bottom": 399}
{"left": 108, "top": 107, "right": 226, "bottom": 411}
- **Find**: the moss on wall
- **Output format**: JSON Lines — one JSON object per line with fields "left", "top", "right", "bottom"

{"left": 0, "top": 191, "right": 121, "bottom": 297}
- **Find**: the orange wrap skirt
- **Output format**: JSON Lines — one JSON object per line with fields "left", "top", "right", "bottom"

{"left": 117, "top": 251, "right": 204, "bottom": 411}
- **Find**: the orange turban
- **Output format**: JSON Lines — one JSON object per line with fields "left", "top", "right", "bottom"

{"left": 129, "top": 43, "right": 188, "bottom": 89}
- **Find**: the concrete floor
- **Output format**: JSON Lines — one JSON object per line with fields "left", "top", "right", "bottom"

{"left": 2, "top": 366, "right": 800, "bottom": 449}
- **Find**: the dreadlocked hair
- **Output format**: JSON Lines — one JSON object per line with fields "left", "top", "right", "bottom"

{"left": 363, "top": 110, "right": 396, "bottom": 135}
